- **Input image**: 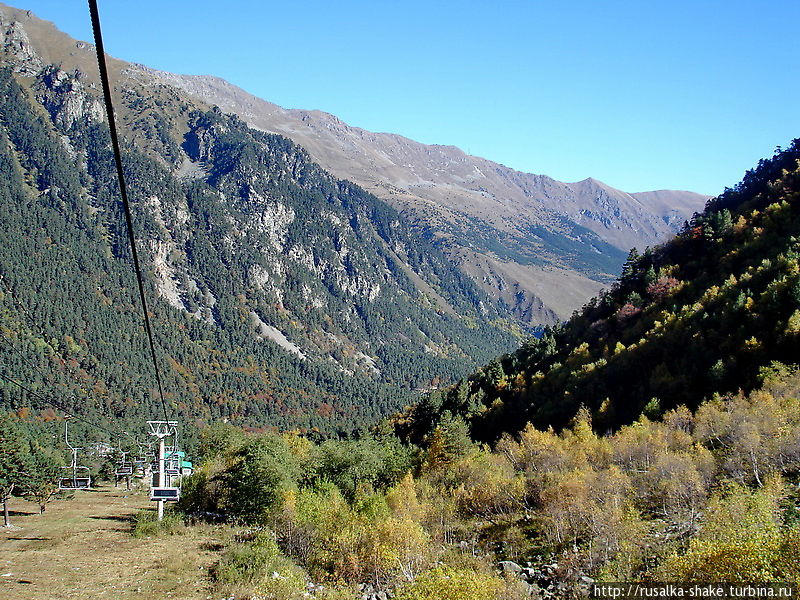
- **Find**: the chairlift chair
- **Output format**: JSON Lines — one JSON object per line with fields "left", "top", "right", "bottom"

{"left": 132, "top": 456, "right": 147, "bottom": 477}
{"left": 151, "top": 471, "right": 180, "bottom": 487}
{"left": 58, "top": 417, "right": 91, "bottom": 490}
{"left": 115, "top": 449, "right": 134, "bottom": 477}
{"left": 59, "top": 465, "right": 91, "bottom": 490}
{"left": 164, "top": 455, "right": 181, "bottom": 475}
{"left": 59, "top": 477, "right": 92, "bottom": 489}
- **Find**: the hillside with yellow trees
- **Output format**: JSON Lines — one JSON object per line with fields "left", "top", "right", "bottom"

{"left": 397, "top": 140, "right": 800, "bottom": 444}
{"left": 3, "top": 139, "right": 798, "bottom": 598}
{"left": 163, "top": 143, "right": 800, "bottom": 597}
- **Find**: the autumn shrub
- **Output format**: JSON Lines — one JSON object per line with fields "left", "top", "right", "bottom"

{"left": 176, "top": 455, "right": 227, "bottom": 516}
{"left": 314, "top": 585, "right": 362, "bottom": 600}
{"left": 540, "top": 465, "right": 647, "bottom": 573}
{"left": 393, "top": 565, "right": 505, "bottom": 600}
{"left": 221, "top": 434, "right": 300, "bottom": 524}
{"left": 282, "top": 480, "right": 435, "bottom": 588}
{"left": 693, "top": 387, "right": 800, "bottom": 485}
{"left": 213, "top": 529, "right": 306, "bottom": 598}
{"left": 653, "top": 476, "right": 798, "bottom": 581}
{"left": 452, "top": 451, "right": 525, "bottom": 522}
{"left": 252, "top": 571, "right": 307, "bottom": 600}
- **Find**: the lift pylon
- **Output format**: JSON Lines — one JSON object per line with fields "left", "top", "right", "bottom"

{"left": 146, "top": 421, "right": 180, "bottom": 520}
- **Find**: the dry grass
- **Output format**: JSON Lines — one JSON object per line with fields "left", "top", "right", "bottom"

{"left": 0, "top": 485, "right": 227, "bottom": 600}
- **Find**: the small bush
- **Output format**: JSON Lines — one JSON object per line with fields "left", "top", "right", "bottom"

{"left": 131, "top": 509, "right": 185, "bottom": 538}
{"left": 315, "top": 585, "right": 360, "bottom": 600}
{"left": 394, "top": 565, "right": 504, "bottom": 600}
{"left": 212, "top": 529, "right": 307, "bottom": 599}
{"left": 252, "top": 567, "right": 306, "bottom": 600}
{"left": 212, "top": 531, "right": 280, "bottom": 584}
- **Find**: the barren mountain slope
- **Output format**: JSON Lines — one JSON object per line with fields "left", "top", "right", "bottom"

{"left": 147, "top": 72, "right": 708, "bottom": 321}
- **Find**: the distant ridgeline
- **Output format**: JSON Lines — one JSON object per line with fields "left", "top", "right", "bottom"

{"left": 0, "top": 64, "right": 519, "bottom": 433}
{"left": 394, "top": 140, "right": 800, "bottom": 443}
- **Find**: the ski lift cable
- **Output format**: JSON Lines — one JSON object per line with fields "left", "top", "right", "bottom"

{"left": 0, "top": 280, "right": 132, "bottom": 428}
{"left": 0, "top": 326, "right": 142, "bottom": 447}
{"left": 0, "top": 369, "right": 140, "bottom": 446}
{"left": 87, "top": 0, "right": 173, "bottom": 425}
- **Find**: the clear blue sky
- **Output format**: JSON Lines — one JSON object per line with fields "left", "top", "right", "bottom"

{"left": 15, "top": 0, "right": 800, "bottom": 195}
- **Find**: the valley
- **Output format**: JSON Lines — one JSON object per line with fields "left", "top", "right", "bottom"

{"left": 0, "top": 2, "right": 798, "bottom": 599}
{"left": 0, "top": 2, "right": 707, "bottom": 325}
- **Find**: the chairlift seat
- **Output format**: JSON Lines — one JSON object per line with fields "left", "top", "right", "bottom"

{"left": 59, "top": 477, "right": 91, "bottom": 490}
{"left": 59, "top": 464, "right": 91, "bottom": 490}
{"left": 116, "top": 466, "right": 134, "bottom": 476}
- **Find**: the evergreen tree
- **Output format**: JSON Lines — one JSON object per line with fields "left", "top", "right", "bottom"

{"left": 0, "top": 416, "right": 27, "bottom": 527}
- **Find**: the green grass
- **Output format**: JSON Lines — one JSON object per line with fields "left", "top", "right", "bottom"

{"left": 131, "top": 508, "right": 185, "bottom": 538}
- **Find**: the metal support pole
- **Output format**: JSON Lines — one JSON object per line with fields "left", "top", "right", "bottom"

{"left": 71, "top": 448, "right": 78, "bottom": 488}
{"left": 65, "top": 419, "right": 77, "bottom": 488}
{"left": 157, "top": 437, "right": 165, "bottom": 521}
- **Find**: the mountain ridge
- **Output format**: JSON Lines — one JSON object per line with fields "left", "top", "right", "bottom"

{"left": 0, "top": 1, "right": 707, "bottom": 324}
{"left": 144, "top": 69, "right": 708, "bottom": 322}
{"left": 0, "top": 40, "right": 519, "bottom": 431}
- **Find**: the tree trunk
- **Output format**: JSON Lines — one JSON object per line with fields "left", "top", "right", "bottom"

{"left": 3, "top": 497, "right": 9, "bottom": 528}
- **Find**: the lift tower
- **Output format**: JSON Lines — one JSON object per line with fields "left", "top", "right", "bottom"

{"left": 146, "top": 420, "right": 178, "bottom": 520}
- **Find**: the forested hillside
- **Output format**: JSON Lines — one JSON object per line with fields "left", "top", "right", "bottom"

{"left": 0, "top": 63, "right": 517, "bottom": 433}
{"left": 1, "top": 4, "right": 798, "bottom": 599}
{"left": 2, "top": 46, "right": 799, "bottom": 600}
{"left": 394, "top": 140, "right": 800, "bottom": 443}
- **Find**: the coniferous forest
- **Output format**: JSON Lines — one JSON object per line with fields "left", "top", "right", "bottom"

{"left": 0, "top": 64, "right": 518, "bottom": 436}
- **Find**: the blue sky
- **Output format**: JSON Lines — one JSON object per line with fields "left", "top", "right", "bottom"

{"left": 16, "top": 0, "right": 800, "bottom": 195}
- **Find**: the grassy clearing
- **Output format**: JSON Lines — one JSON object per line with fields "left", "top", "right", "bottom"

{"left": 0, "top": 485, "right": 227, "bottom": 600}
